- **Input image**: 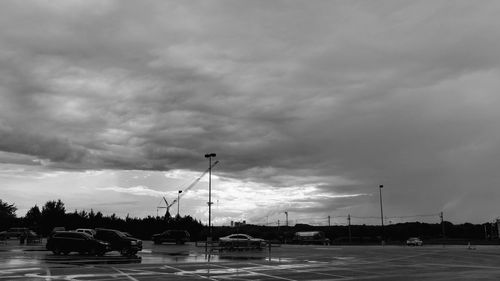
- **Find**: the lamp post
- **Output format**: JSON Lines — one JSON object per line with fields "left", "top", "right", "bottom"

{"left": 177, "top": 190, "right": 182, "bottom": 217}
{"left": 205, "top": 153, "right": 216, "bottom": 239}
{"left": 285, "top": 211, "right": 288, "bottom": 227}
{"left": 379, "top": 185, "right": 384, "bottom": 244}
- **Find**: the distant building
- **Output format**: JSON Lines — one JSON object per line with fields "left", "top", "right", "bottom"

{"left": 233, "top": 221, "right": 246, "bottom": 227}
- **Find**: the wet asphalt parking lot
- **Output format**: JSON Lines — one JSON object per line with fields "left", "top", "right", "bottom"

{"left": 2, "top": 239, "right": 500, "bottom": 280}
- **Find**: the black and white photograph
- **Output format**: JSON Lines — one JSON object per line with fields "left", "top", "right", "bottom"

{"left": 1, "top": 1, "right": 500, "bottom": 280}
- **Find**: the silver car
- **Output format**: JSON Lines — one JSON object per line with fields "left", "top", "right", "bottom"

{"left": 406, "top": 237, "right": 423, "bottom": 246}
{"left": 219, "top": 234, "right": 266, "bottom": 249}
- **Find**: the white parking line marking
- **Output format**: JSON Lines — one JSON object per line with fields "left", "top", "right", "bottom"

{"left": 210, "top": 263, "right": 299, "bottom": 281}
{"left": 44, "top": 268, "right": 51, "bottom": 281}
{"left": 248, "top": 262, "right": 350, "bottom": 279}
{"left": 163, "top": 264, "right": 218, "bottom": 280}
{"left": 0, "top": 267, "right": 41, "bottom": 275}
{"left": 112, "top": 267, "right": 140, "bottom": 281}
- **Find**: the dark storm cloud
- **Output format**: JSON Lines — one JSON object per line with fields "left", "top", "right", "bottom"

{"left": 1, "top": 1, "right": 500, "bottom": 222}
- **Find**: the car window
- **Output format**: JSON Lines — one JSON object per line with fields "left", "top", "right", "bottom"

{"left": 114, "top": 231, "right": 127, "bottom": 238}
{"left": 98, "top": 230, "right": 123, "bottom": 239}
{"left": 54, "top": 233, "right": 68, "bottom": 238}
{"left": 67, "top": 233, "right": 83, "bottom": 239}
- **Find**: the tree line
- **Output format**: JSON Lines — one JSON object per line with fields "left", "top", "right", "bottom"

{"left": 0, "top": 199, "right": 204, "bottom": 240}
{"left": 1, "top": 199, "right": 498, "bottom": 244}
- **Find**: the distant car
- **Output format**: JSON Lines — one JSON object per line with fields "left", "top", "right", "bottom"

{"left": 75, "top": 228, "right": 96, "bottom": 237}
{"left": 219, "top": 234, "right": 267, "bottom": 249}
{"left": 24, "top": 230, "right": 42, "bottom": 243}
{"left": 0, "top": 227, "right": 29, "bottom": 239}
{"left": 49, "top": 227, "right": 66, "bottom": 238}
{"left": 293, "top": 231, "right": 331, "bottom": 245}
{"left": 406, "top": 237, "right": 423, "bottom": 246}
{"left": 94, "top": 228, "right": 142, "bottom": 256}
{"left": 46, "top": 231, "right": 110, "bottom": 256}
{"left": 152, "top": 230, "right": 190, "bottom": 245}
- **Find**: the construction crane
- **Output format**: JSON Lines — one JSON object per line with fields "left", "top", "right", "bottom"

{"left": 157, "top": 160, "right": 219, "bottom": 219}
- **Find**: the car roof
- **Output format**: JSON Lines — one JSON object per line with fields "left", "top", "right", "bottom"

{"left": 53, "top": 231, "right": 92, "bottom": 238}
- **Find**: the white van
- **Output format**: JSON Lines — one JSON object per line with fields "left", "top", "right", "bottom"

{"left": 75, "top": 228, "right": 96, "bottom": 237}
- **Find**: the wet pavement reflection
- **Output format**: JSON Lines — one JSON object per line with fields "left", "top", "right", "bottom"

{"left": 0, "top": 240, "right": 282, "bottom": 267}
{"left": 0, "top": 241, "right": 307, "bottom": 271}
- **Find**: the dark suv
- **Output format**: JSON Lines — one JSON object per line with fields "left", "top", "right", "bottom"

{"left": 152, "top": 230, "right": 190, "bottom": 245}
{"left": 94, "top": 228, "right": 142, "bottom": 256}
{"left": 46, "top": 231, "right": 110, "bottom": 256}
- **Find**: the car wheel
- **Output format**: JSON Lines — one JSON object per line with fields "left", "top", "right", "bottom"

{"left": 52, "top": 247, "right": 62, "bottom": 255}
{"left": 154, "top": 240, "right": 161, "bottom": 245}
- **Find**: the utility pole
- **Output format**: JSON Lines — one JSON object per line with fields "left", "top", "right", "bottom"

{"left": 497, "top": 219, "right": 500, "bottom": 239}
{"left": 440, "top": 212, "right": 445, "bottom": 239}
{"left": 379, "top": 185, "right": 384, "bottom": 244}
{"left": 285, "top": 212, "right": 288, "bottom": 227}
{"left": 496, "top": 218, "right": 500, "bottom": 238}
{"left": 348, "top": 214, "right": 352, "bottom": 243}
{"left": 205, "top": 153, "right": 216, "bottom": 241}
{"left": 328, "top": 215, "right": 331, "bottom": 227}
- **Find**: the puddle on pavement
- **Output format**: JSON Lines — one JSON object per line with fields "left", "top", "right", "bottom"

{"left": 43, "top": 254, "right": 142, "bottom": 265}
{"left": 141, "top": 250, "right": 280, "bottom": 264}
{"left": 4, "top": 258, "right": 41, "bottom": 267}
{"left": 0, "top": 246, "right": 300, "bottom": 266}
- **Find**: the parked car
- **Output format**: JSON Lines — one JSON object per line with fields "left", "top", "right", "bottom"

{"left": 219, "top": 234, "right": 267, "bottom": 249}
{"left": 75, "top": 228, "right": 96, "bottom": 237}
{"left": 49, "top": 227, "right": 66, "bottom": 238}
{"left": 152, "top": 230, "right": 190, "bottom": 245}
{"left": 0, "top": 227, "right": 29, "bottom": 239}
{"left": 94, "top": 228, "right": 142, "bottom": 256}
{"left": 46, "top": 231, "right": 110, "bottom": 256}
{"left": 21, "top": 230, "right": 42, "bottom": 244}
{"left": 292, "top": 231, "right": 331, "bottom": 245}
{"left": 406, "top": 237, "right": 423, "bottom": 246}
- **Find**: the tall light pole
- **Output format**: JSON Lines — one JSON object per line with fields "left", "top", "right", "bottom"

{"left": 285, "top": 211, "right": 288, "bottom": 227}
{"left": 379, "top": 185, "right": 384, "bottom": 243}
{"left": 177, "top": 190, "right": 182, "bottom": 217}
{"left": 205, "top": 153, "right": 216, "bottom": 239}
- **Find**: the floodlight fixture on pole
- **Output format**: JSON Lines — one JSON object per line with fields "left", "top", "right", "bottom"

{"left": 379, "top": 185, "right": 384, "bottom": 243}
{"left": 177, "top": 190, "right": 182, "bottom": 217}
{"left": 205, "top": 153, "right": 216, "bottom": 239}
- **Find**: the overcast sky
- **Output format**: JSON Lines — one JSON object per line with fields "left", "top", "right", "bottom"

{"left": 1, "top": 0, "right": 500, "bottom": 226}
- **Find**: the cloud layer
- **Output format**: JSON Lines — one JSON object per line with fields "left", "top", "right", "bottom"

{"left": 2, "top": 1, "right": 500, "bottom": 223}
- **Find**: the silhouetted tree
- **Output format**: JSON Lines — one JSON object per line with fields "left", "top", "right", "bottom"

{"left": 40, "top": 199, "right": 66, "bottom": 235}
{"left": 0, "top": 199, "right": 17, "bottom": 219}
{"left": 24, "top": 205, "right": 41, "bottom": 229}
{"left": 0, "top": 199, "right": 17, "bottom": 229}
